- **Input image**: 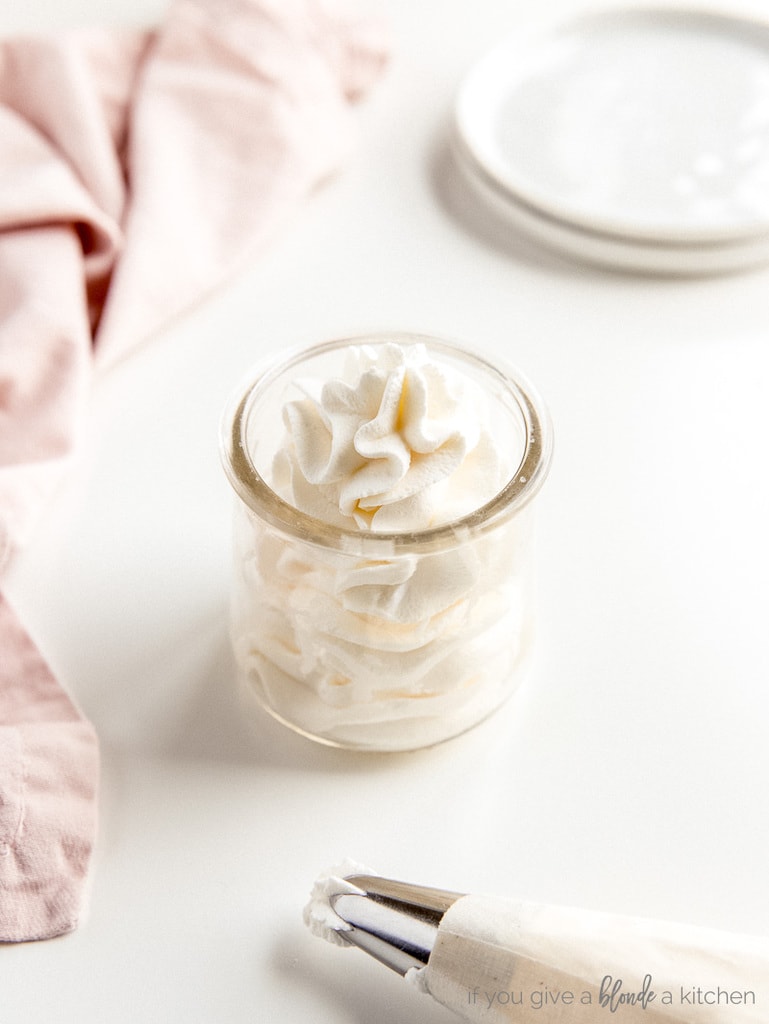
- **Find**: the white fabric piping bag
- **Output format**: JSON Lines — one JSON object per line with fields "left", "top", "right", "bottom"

{"left": 304, "top": 868, "right": 769, "bottom": 1023}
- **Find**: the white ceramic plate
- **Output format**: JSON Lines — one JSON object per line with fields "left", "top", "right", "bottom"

{"left": 451, "top": 130, "right": 769, "bottom": 275}
{"left": 455, "top": 7, "right": 769, "bottom": 245}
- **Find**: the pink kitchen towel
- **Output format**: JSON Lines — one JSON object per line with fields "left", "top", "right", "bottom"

{"left": 0, "top": 0, "right": 387, "bottom": 941}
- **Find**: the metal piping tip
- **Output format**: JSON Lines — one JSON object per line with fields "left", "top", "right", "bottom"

{"left": 331, "top": 875, "right": 464, "bottom": 977}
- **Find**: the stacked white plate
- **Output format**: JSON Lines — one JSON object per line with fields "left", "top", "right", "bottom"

{"left": 451, "top": 6, "right": 769, "bottom": 275}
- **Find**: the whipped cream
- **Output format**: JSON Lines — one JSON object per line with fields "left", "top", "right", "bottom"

{"left": 227, "top": 337, "right": 548, "bottom": 751}
{"left": 302, "top": 858, "right": 373, "bottom": 946}
{"left": 272, "top": 343, "right": 503, "bottom": 531}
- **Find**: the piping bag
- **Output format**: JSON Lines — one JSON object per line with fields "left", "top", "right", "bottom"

{"left": 304, "top": 864, "right": 769, "bottom": 1022}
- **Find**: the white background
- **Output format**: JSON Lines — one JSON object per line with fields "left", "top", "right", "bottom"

{"left": 3, "top": 0, "right": 769, "bottom": 1021}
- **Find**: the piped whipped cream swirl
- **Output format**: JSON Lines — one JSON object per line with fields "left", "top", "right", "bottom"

{"left": 272, "top": 343, "right": 504, "bottom": 531}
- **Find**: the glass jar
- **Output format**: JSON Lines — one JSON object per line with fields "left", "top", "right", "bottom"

{"left": 220, "top": 333, "right": 553, "bottom": 751}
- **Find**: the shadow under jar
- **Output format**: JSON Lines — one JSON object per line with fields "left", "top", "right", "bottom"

{"left": 220, "top": 332, "right": 553, "bottom": 752}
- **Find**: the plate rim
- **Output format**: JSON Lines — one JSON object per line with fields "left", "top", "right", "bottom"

{"left": 450, "top": 128, "right": 769, "bottom": 275}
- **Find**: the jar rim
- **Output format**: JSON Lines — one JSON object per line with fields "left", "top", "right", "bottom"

{"left": 220, "top": 332, "right": 553, "bottom": 555}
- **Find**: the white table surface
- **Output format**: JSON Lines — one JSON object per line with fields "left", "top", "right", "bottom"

{"left": 3, "top": 0, "right": 769, "bottom": 1020}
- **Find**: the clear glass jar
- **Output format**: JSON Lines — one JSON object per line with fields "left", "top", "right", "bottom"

{"left": 220, "top": 333, "right": 552, "bottom": 751}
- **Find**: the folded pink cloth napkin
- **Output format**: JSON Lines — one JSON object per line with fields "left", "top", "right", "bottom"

{"left": 0, "top": 0, "right": 387, "bottom": 942}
